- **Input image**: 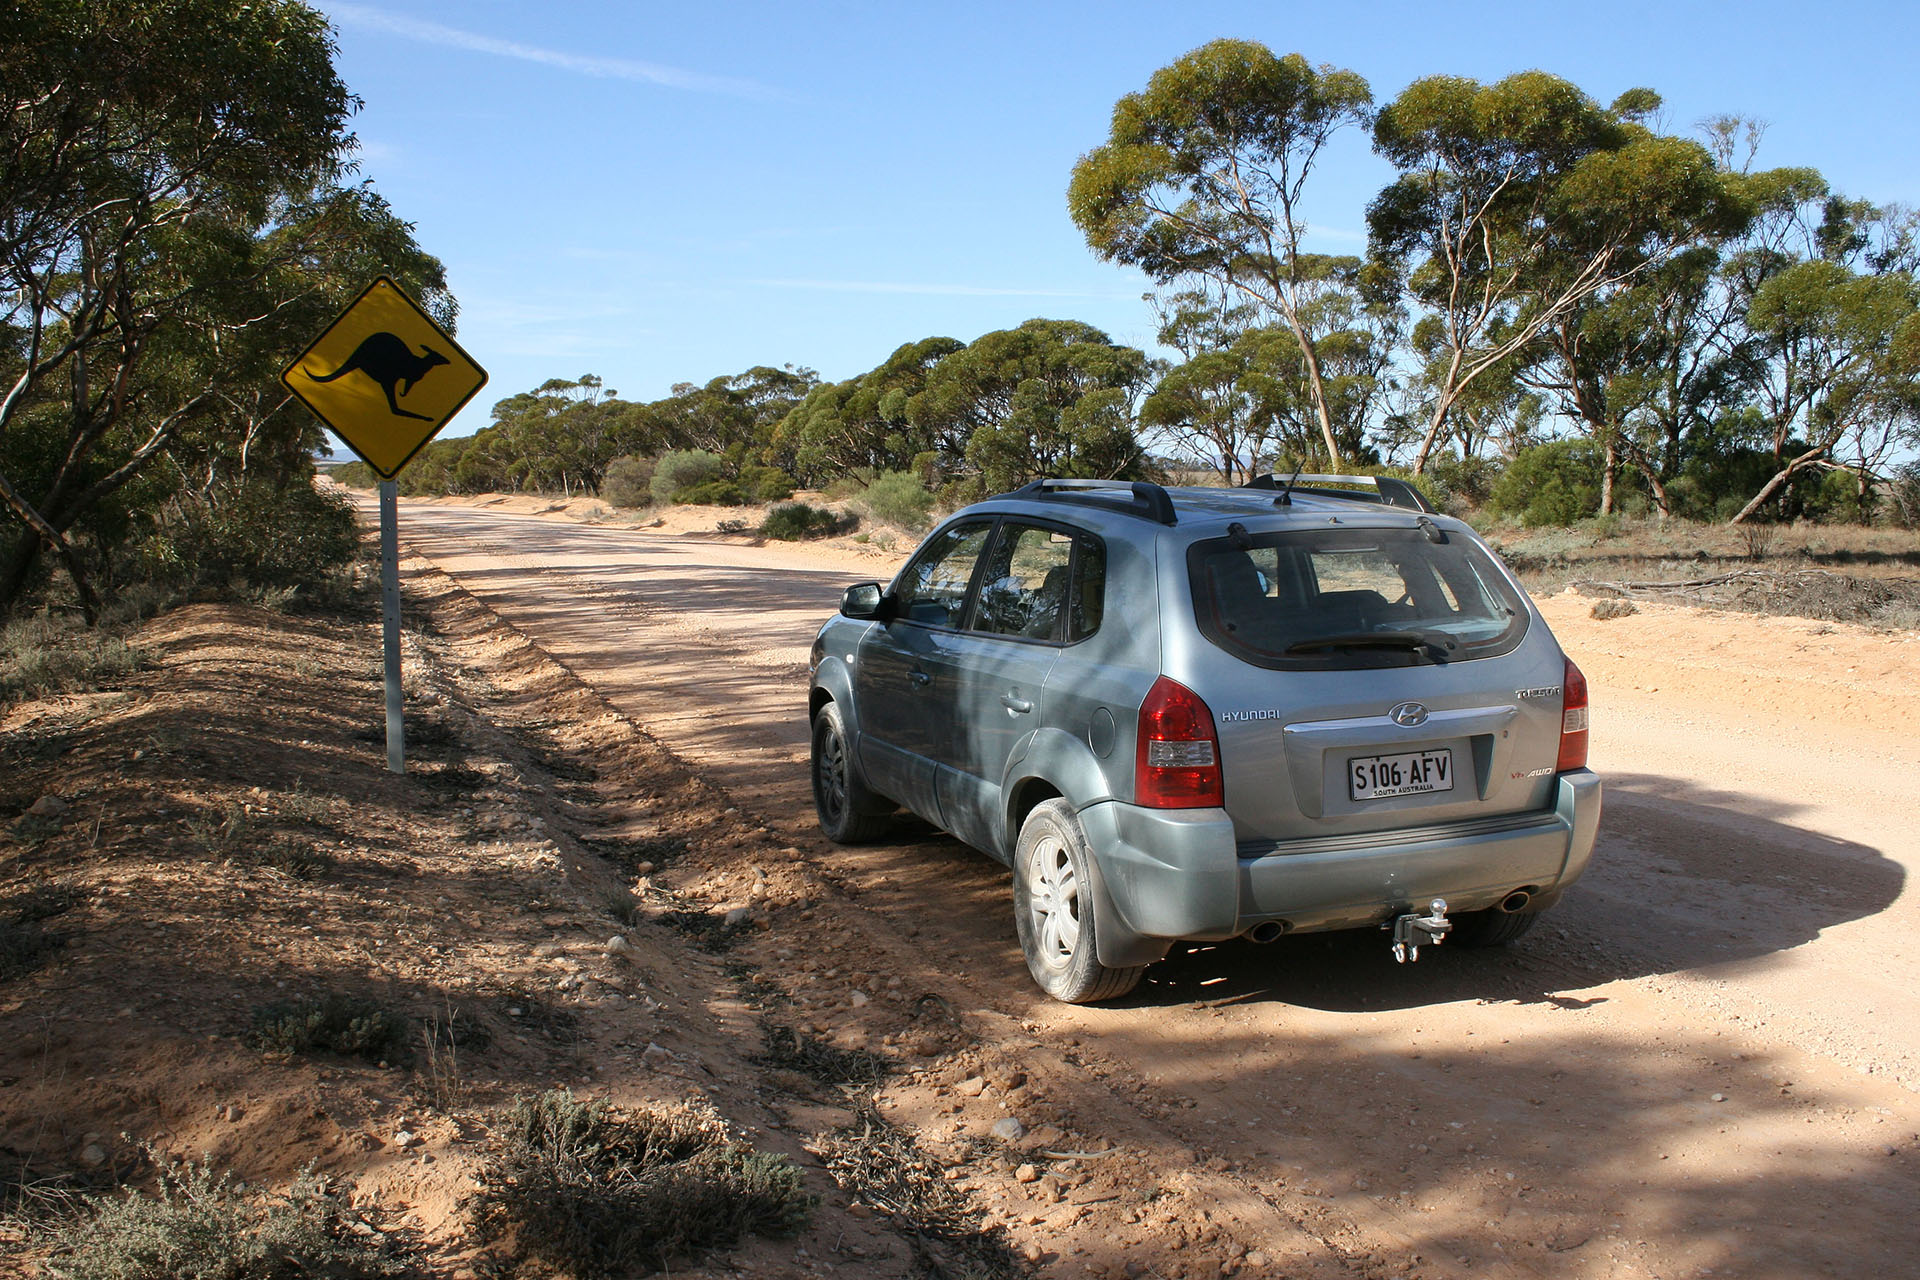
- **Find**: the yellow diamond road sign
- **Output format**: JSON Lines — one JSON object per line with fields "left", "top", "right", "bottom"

{"left": 282, "top": 276, "right": 487, "bottom": 479}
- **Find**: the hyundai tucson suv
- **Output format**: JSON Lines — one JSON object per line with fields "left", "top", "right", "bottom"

{"left": 807, "top": 476, "right": 1600, "bottom": 1002}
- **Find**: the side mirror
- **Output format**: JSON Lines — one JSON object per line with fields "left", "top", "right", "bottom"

{"left": 840, "top": 582, "right": 887, "bottom": 619}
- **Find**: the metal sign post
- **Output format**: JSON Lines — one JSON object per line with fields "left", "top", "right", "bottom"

{"left": 280, "top": 276, "right": 486, "bottom": 774}
{"left": 379, "top": 481, "right": 405, "bottom": 774}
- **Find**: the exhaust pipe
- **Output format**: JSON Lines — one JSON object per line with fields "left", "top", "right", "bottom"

{"left": 1246, "top": 921, "right": 1288, "bottom": 944}
{"left": 1498, "top": 889, "right": 1533, "bottom": 914}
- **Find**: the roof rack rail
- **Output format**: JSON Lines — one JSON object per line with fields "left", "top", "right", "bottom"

{"left": 1009, "top": 478, "right": 1178, "bottom": 526}
{"left": 1241, "top": 472, "right": 1435, "bottom": 514}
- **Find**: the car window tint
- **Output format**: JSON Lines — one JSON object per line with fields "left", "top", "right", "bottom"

{"left": 972, "top": 523, "right": 1075, "bottom": 641}
{"left": 892, "top": 522, "right": 991, "bottom": 628}
{"left": 1189, "top": 527, "right": 1527, "bottom": 668}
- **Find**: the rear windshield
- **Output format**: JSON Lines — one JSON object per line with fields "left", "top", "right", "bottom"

{"left": 1187, "top": 526, "right": 1528, "bottom": 669}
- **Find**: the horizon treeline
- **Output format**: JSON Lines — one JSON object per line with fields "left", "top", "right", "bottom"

{"left": 346, "top": 42, "right": 1920, "bottom": 529}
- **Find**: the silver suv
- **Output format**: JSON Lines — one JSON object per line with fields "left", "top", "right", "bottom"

{"left": 807, "top": 477, "right": 1601, "bottom": 1002}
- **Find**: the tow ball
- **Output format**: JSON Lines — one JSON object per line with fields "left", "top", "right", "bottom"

{"left": 1390, "top": 899, "right": 1451, "bottom": 964}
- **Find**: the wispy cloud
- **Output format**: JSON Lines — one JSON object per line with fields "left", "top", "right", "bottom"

{"left": 748, "top": 278, "right": 1129, "bottom": 300}
{"left": 321, "top": 3, "right": 783, "bottom": 100}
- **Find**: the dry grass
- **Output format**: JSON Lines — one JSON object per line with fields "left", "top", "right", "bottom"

{"left": 1489, "top": 517, "right": 1920, "bottom": 628}
{"left": 472, "top": 1089, "right": 813, "bottom": 1278}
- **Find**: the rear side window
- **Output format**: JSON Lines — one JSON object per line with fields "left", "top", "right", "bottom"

{"left": 1188, "top": 526, "right": 1527, "bottom": 668}
{"left": 971, "top": 522, "right": 1106, "bottom": 644}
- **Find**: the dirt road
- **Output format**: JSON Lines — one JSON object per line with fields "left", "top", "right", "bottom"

{"left": 388, "top": 494, "right": 1920, "bottom": 1279}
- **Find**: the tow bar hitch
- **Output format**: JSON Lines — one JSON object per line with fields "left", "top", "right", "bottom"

{"left": 1391, "top": 899, "right": 1451, "bottom": 963}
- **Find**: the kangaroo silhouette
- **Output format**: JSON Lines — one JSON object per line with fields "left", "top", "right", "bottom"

{"left": 308, "top": 332, "right": 450, "bottom": 421}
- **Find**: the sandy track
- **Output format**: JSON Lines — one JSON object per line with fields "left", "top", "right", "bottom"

{"left": 383, "top": 494, "right": 1920, "bottom": 1279}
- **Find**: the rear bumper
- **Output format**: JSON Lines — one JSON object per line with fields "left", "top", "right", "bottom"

{"left": 1078, "top": 769, "right": 1602, "bottom": 967}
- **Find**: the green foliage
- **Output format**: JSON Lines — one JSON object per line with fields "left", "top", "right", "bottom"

{"left": 1068, "top": 41, "right": 1374, "bottom": 466}
{"left": 250, "top": 994, "right": 411, "bottom": 1065}
{"left": 1425, "top": 453, "right": 1503, "bottom": 508}
{"left": 760, "top": 503, "right": 845, "bottom": 541}
{"left": 650, "top": 450, "right": 729, "bottom": 504}
{"left": 599, "top": 455, "right": 657, "bottom": 509}
{"left": 908, "top": 319, "right": 1154, "bottom": 492}
{"left": 139, "top": 483, "right": 360, "bottom": 595}
{"left": 856, "top": 471, "right": 936, "bottom": 531}
{"left": 0, "top": 1, "right": 449, "bottom": 621}
{"left": 474, "top": 1090, "right": 813, "bottom": 1278}
{"left": 43, "top": 1155, "right": 398, "bottom": 1280}
{"left": 739, "top": 466, "right": 796, "bottom": 502}
{"left": 1487, "top": 440, "right": 1605, "bottom": 526}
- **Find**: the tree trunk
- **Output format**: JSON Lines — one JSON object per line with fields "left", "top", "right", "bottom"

{"left": 1728, "top": 447, "right": 1827, "bottom": 524}
{"left": 1599, "top": 439, "right": 1617, "bottom": 516}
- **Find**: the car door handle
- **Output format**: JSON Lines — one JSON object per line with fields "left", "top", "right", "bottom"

{"left": 908, "top": 670, "right": 931, "bottom": 686}
{"left": 1000, "top": 693, "right": 1034, "bottom": 714}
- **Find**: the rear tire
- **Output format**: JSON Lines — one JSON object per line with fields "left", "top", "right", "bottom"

{"left": 1448, "top": 908, "right": 1538, "bottom": 948}
{"left": 1013, "top": 799, "right": 1145, "bottom": 1003}
{"left": 811, "top": 702, "right": 891, "bottom": 843}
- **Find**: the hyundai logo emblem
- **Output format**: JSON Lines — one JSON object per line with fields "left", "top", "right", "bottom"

{"left": 1389, "top": 701, "right": 1430, "bottom": 727}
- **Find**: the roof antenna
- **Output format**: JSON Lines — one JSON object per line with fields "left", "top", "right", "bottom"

{"left": 1275, "top": 464, "right": 1304, "bottom": 507}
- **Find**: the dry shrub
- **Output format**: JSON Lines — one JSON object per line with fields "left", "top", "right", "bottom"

{"left": 473, "top": 1089, "right": 812, "bottom": 1278}
{"left": 1589, "top": 599, "right": 1639, "bottom": 621}
{"left": 249, "top": 994, "right": 411, "bottom": 1065}
{"left": 41, "top": 1155, "right": 398, "bottom": 1280}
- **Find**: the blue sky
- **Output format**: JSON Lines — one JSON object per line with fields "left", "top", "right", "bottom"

{"left": 314, "top": 1, "right": 1920, "bottom": 439}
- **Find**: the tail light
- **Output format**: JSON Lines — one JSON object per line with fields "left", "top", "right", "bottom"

{"left": 1557, "top": 657, "right": 1589, "bottom": 772}
{"left": 1136, "top": 676, "right": 1224, "bottom": 808}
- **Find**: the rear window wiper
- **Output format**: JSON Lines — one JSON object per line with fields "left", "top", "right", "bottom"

{"left": 1284, "top": 630, "right": 1461, "bottom": 659}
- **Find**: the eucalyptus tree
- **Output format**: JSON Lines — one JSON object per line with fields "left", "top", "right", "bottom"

{"left": 1138, "top": 291, "right": 1290, "bottom": 482}
{"left": 0, "top": 0, "right": 446, "bottom": 618}
{"left": 905, "top": 319, "right": 1155, "bottom": 494}
{"left": 773, "top": 336, "right": 963, "bottom": 483}
{"left": 1368, "top": 75, "right": 1741, "bottom": 475}
{"left": 1069, "top": 40, "right": 1373, "bottom": 467}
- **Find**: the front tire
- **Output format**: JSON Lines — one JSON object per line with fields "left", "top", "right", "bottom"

{"left": 811, "top": 701, "right": 892, "bottom": 843}
{"left": 1012, "top": 799, "right": 1144, "bottom": 1003}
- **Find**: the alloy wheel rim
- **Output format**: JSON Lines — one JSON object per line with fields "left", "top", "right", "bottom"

{"left": 817, "top": 726, "right": 847, "bottom": 820}
{"left": 1027, "top": 834, "right": 1080, "bottom": 970}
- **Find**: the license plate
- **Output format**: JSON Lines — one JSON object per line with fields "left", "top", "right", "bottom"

{"left": 1349, "top": 749, "right": 1454, "bottom": 801}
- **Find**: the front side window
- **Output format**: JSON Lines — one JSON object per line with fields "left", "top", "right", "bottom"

{"left": 891, "top": 522, "right": 991, "bottom": 628}
{"left": 1189, "top": 526, "right": 1527, "bottom": 668}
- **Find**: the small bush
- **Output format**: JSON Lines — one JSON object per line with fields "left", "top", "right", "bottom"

{"left": 43, "top": 1155, "right": 398, "bottom": 1280}
{"left": 251, "top": 994, "right": 411, "bottom": 1065}
{"left": 600, "top": 454, "right": 657, "bottom": 509}
{"left": 1487, "top": 440, "right": 1604, "bottom": 526}
{"left": 739, "top": 466, "right": 796, "bottom": 503}
{"left": 474, "top": 1089, "right": 812, "bottom": 1278}
{"left": 650, "top": 450, "right": 728, "bottom": 504}
{"left": 677, "top": 480, "right": 748, "bottom": 506}
{"left": 760, "top": 502, "right": 844, "bottom": 541}
{"left": 856, "top": 470, "right": 935, "bottom": 531}
{"left": 1426, "top": 453, "right": 1501, "bottom": 508}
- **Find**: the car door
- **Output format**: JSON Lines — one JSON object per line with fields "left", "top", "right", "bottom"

{"left": 852, "top": 520, "right": 993, "bottom": 823}
{"left": 933, "top": 521, "right": 1080, "bottom": 859}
